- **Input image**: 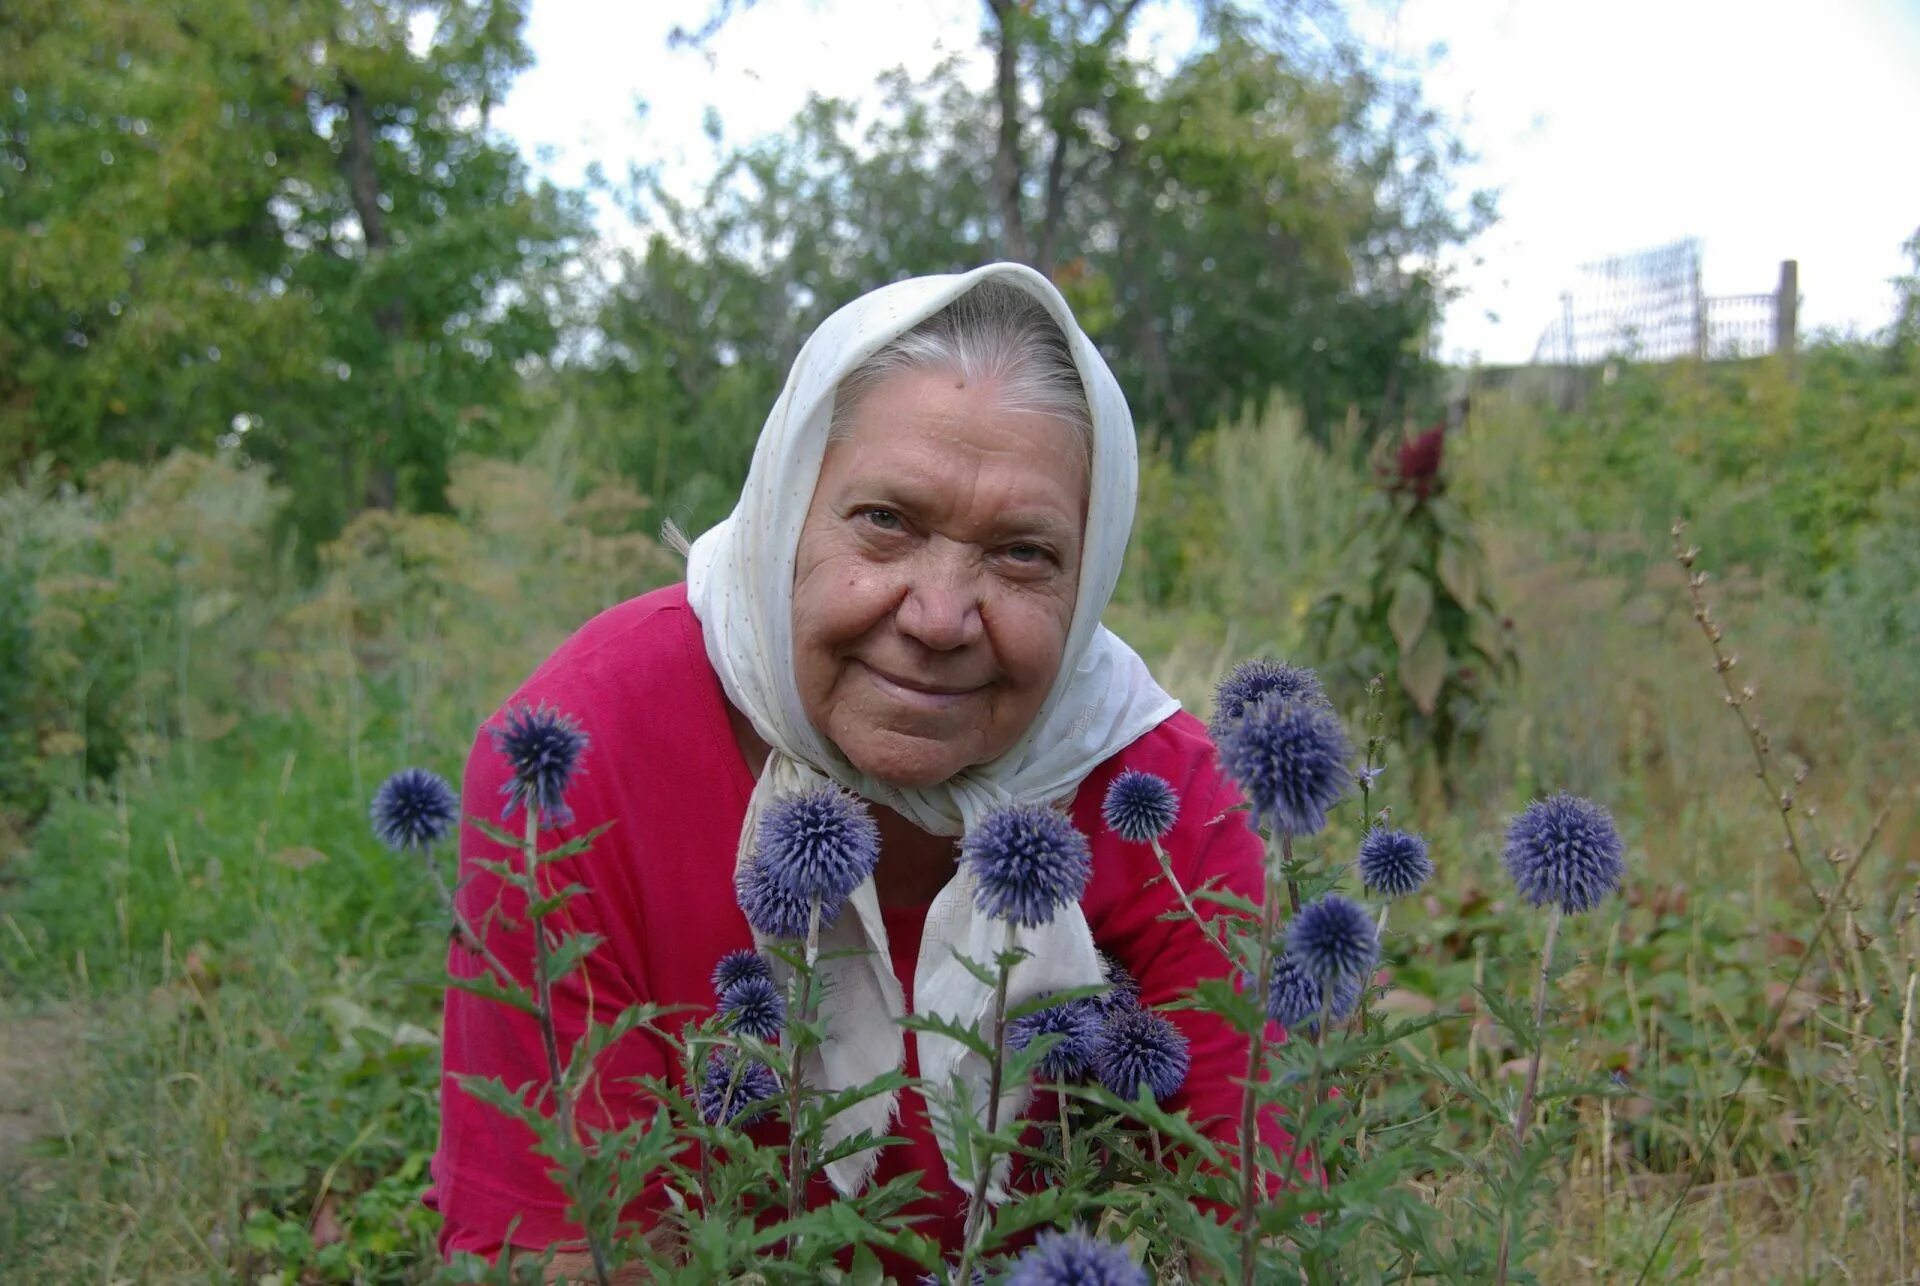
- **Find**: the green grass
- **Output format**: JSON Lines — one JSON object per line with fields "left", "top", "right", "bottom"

{"left": 2, "top": 347, "right": 1916, "bottom": 1281}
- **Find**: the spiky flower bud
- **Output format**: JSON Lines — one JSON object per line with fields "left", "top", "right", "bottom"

{"left": 490, "top": 702, "right": 588, "bottom": 826}
{"left": 697, "top": 1052, "right": 781, "bottom": 1127}
{"left": 710, "top": 949, "right": 770, "bottom": 996}
{"left": 370, "top": 767, "right": 458, "bottom": 851}
{"left": 737, "top": 859, "right": 837, "bottom": 939}
{"left": 1356, "top": 827, "right": 1433, "bottom": 899}
{"left": 1286, "top": 895, "right": 1378, "bottom": 987}
{"left": 1095, "top": 951, "right": 1142, "bottom": 1016}
{"left": 1008, "top": 1230, "right": 1150, "bottom": 1286}
{"left": 753, "top": 784, "right": 881, "bottom": 910}
{"left": 962, "top": 803, "right": 1093, "bottom": 929}
{"left": 1267, "top": 952, "right": 1364, "bottom": 1032}
{"left": 1208, "top": 659, "right": 1329, "bottom": 743}
{"left": 1219, "top": 696, "right": 1352, "bottom": 837}
{"left": 1008, "top": 997, "right": 1102, "bottom": 1083}
{"left": 1502, "top": 793, "right": 1625, "bottom": 915}
{"left": 1092, "top": 1006, "right": 1190, "bottom": 1102}
{"left": 1100, "top": 769, "right": 1180, "bottom": 844}
{"left": 718, "top": 974, "right": 785, "bottom": 1041}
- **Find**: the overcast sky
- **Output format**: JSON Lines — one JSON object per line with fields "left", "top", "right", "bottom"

{"left": 495, "top": 0, "right": 1920, "bottom": 365}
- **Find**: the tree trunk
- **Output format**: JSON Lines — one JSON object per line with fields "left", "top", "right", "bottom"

{"left": 340, "top": 75, "right": 402, "bottom": 511}
{"left": 985, "top": 0, "right": 1030, "bottom": 266}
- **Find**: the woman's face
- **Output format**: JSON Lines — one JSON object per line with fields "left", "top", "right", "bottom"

{"left": 791, "top": 366, "right": 1089, "bottom": 788}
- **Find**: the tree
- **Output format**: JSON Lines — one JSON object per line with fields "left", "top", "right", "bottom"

{"left": 603, "top": 0, "right": 1489, "bottom": 516}
{"left": 0, "top": 0, "right": 587, "bottom": 545}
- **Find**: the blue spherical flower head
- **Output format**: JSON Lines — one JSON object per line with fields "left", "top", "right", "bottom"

{"left": 1209, "top": 659, "right": 1329, "bottom": 743}
{"left": 369, "top": 767, "right": 458, "bottom": 851}
{"left": 1266, "top": 953, "right": 1364, "bottom": 1032}
{"left": 1503, "top": 792, "right": 1626, "bottom": 915}
{"left": 718, "top": 974, "right": 786, "bottom": 1041}
{"left": 1008, "top": 1229, "right": 1150, "bottom": 1286}
{"left": 1008, "top": 996, "right": 1102, "bottom": 1083}
{"left": 697, "top": 1052, "right": 781, "bottom": 1127}
{"left": 1096, "top": 951, "right": 1142, "bottom": 1016}
{"left": 710, "top": 949, "right": 771, "bottom": 996}
{"left": 962, "top": 803, "right": 1093, "bottom": 929}
{"left": 1220, "top": 696, "right": 1352, "bottom": 837}
{"left": 1092, "top": 1006, "right": 1190, "bottom": 1103}
{"left": 490, "top": 702, "right": 588, "bottom": 826}
{"left": 754, "top": 784, "right": 881, "bottom": 910}
{"left": 1287, "top": 894, "right": 1378, "bottom": 987}
{"left": 1100, "top": 769, "right": 1180, "bottom": 844}
{"left": 738, "top": 860, "right": 838, "bottom": 939}
{"left": 1356, "top": 827, "right": 1434, "bottom": 900}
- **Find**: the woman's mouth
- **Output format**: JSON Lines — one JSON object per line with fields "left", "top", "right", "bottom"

{"left": 858, "top": 661, "right": 984, "bottom": 712}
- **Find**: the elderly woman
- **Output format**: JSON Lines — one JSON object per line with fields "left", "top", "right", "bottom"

{"left": 428, "top": 264, "right": 1284, "bottom": 1269}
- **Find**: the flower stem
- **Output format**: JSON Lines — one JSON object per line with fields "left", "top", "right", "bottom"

{"left": 1238, "top": 834, "right": 1289, "bottom": 1286}
{"left": 957, "top": 921, "right": 1018, "bottom": 1284}
{"left": 1494, "top": 905, "right": 1560, "bottom": 1286}
{"left": 1152, "top": 835, "right": 1235, "bottom": 968}
{"left": 523, "top": 808, "right": 611, "bottom": 1286}
{"left": 785, "top": 899, "right": 822, "bottom": 1240}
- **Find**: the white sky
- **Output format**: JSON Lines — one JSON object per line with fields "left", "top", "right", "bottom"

{"left": 496, "top": 0, "right": 1920, "bottom": 365}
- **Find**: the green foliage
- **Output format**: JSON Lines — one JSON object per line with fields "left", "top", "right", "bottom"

{"left": 1490, "top": 345, "right": 1918, "bottom": 595}
{"left": 1, "top": 0, "right": 589, "bottom": 545}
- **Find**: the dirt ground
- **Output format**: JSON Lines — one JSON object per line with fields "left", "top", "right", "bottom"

{"left": 0, "top": 1010, "right": 66, "bottom": 1191}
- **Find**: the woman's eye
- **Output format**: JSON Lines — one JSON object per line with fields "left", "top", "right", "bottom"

{"left": 860, "top": 508, "right": 902, "bottom": 532}
{"left": 1005, "top": 543, "right": 1049, "bottom": 565}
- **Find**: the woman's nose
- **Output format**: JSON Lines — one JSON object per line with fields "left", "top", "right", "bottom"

{"left": 893, "top": 542, "right": 985, "bottom": 651}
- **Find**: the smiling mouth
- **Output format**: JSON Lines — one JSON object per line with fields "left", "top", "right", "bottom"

{"left": 858, "top": 662, "right": 985, "bottom": 708}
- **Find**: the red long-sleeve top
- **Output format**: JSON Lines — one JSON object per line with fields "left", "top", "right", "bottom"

{"left": 427, "top": 582, "right": 1291, "bottom": 1265}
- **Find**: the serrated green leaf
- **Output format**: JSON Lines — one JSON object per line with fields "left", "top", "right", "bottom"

{"left": 1387, "top": 569, "right": 1433, "bottom": 652}
{"left": 542, "top": 931, "right": 604, "bottom": 985}
{"left": 448, "top": 969, "right": 536, "bottom": 1014}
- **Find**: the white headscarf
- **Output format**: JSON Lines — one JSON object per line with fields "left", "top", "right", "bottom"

{"left": 686, "top": 262, "right": 1179, "bottom": 1195}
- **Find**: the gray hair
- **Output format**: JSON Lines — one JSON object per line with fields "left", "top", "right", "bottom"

{"left": 827, "top": 278, "right": 1094, "bottom": 450}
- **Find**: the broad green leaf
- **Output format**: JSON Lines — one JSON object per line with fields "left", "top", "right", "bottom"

{"left": 1387, "top": 569, "right": 1434, "bottom": 651}
{"left": 1399, "top": 628, "right": 1449, "bottom": 716}
{"left": 1436, "top": 536, "right": 1481, "bottom": 607}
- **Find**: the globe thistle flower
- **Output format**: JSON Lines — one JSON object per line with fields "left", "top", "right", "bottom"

{"left": 754, "top": 784, "right": 881, "bottom": 909}
{"left": 1100, "top": 769, "right": 1179, "bottom": 845}
{"left": 1286, "top": 895, "right": 1378, "bottom": 987}
{"left": 369, "top": 767, "right": 458, "bottom": 852}
{"left": 1209, "top": 659, "right": 1328, "bottom": 742}
{"left": 1266, "top": 952, "right": 1364, "bottom": 1032}
{"left": 918, "top": 1271, "right": 985, "bottom": 1286}
{"left": 718, "top": 973, "right": 785, "bottom": 1042}
{"left": 1356, "top": 827, "right": 1433, "bottom": 900}
{"left": 1219, "top": 696, "right": 1351, "bottom": 837}
{"left": 961, "top": 803, "right": 1093, "bottom": 929}
{"left": 1008, "top": 996, "right": 1102, "bottom": 1083}
{"left": 1008, "top": 1229, "right": 1150, "bottom": 1286}
{"left": 1092, "top": 1006, "right": 1190, "bottom": 1103}
{"left": 710, "top": 949, "right": 770, "bottom": 997}
{"left": 737, "top": 859, "right": 837, "bottom": 939}
{"left": 1502, "top": 792, "right": 1626, "bottom": 915}
{"left": 1096, "top": 952, "right": 1142, "bottom": 1016}
{"left": 490, "top": 702, "right": 589, "bottom": 826}
{"left": 697, "top": 1052, "right": 780, "bottom": 1127}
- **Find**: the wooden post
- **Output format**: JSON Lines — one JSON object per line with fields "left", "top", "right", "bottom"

{"left": 1559, "top": 293, "right": 1577, "bottom": 410}
{"left": 1775, "top": 259, "right": 1799, "bottom": 376}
